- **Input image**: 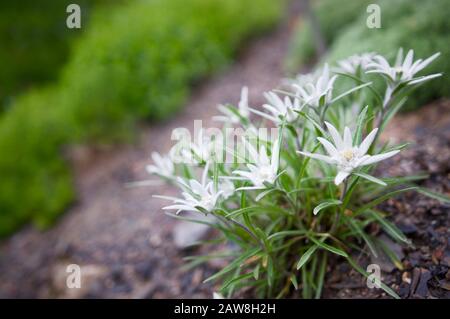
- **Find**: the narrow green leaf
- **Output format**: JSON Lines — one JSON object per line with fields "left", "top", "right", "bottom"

{"left": 221, "top": 273, "right": 254, "bottom": 290}
{"left": 353, "top": 172, "right": 387, "bottom": 186}
{"left": 355, "top": 105, "right": 369, "bottom": 144}
{"left": 297, "top": 245, "right": 319, "bottom": 269}
{"left": 203, "top": 248, "right": 261, "bottom": 283}
{"left": 367, "top": 210, "right": 411, "bottom": 245}
{"left": 290, "top": 274, "right": 299, "bottom": 290}
{"left": 314, "top": 253, "right": 327, "bottom": 299}
{"left": 308, "top": 236, "right": 348, "bottom": 257}
{"left": 331, "top": 81, "right": 373, "bottom": 104}
{"left": 355, "top": 186, "right": 417, "bottom": 215}
{"left": 416, "top": 187, "right": 450, "bottom": 204}
{"left": 313, "top": 199, "right": 342, "bottom": 215}
{"left": 346, "top": 218, "right": 378, "bottom": 258}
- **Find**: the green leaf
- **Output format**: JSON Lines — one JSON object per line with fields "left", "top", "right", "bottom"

{"left": 255, "top": 188, "right": 276, "bottom": 202}
{"left": 221, "top": 272, "right": 254, "bottom": 290}
{"left": 314, "top": 253, "right": 327, "bottom": 299}
{"left": 367, "top": 210, "right": 411, "bottom": 245}
{"left": 346, "top": 218, "right": 378, "bottom": 258}
{"left": 355, "top": 105, "right": 369, "bottom": 144}
{"left": 308, "top": 236, "right": 348, "bottom": 257}
{"left": 353, "top": 172, "right": 386, "bottom": 186}
{"left": 331, "top": 82, "right": 373, "bottom": 104}
{"left": 335, "top": 72, "right": 383, "bottom": 107}
{"left": 253, "top": 263, "right": 260, "bottom": 280}
{"left": 203, "top": 247, "right": 261, "bottom": 283}
{"left": 355, "top": 186, "right": 417, "bottom": 215}
{"left": 416, "top": 187, "right": 450, "bottom": 204}
{"left": 313, "top": 199, "right": 342, "bottom": 215}
{"left": 296, "top": 111, "right": 327, "bottom": 136}
{"left": 290, "top": 274, "right": 299, "bottom": 290}
{"left": 297, "top": 245, "right": 319, "bottom": 269}
{"left": 267, "top": 230, "right": 307, "bottom": 240}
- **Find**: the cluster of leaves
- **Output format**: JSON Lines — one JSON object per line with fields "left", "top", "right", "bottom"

{"left": 285, "top": 0, "right": 450, "bottom": 110}
{"left": 148, "top": 50, "right": 449, "bottom": 299}
{"left": 0, "top": 0, "right": 283, "bottom": 237}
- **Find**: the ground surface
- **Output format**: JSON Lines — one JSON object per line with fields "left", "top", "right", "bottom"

{"left": 0, "top": 6, "right": 449, "bottom": 299}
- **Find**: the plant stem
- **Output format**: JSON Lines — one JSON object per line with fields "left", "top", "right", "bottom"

{"left": 330, "top": 179, "right": 348, "bottom": 234}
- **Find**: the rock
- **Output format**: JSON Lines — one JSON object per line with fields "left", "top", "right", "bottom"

{"left": 413, "top": 268, "right": 431, "bottom": 298}
{"left": 172, "top": 213, "right": 215, "bottom": 249}
{"left": 134, "top": 260, "right": 155, "bottom": 280}
{"left": 370, "top": 234, "right": 405, "bottom": 273}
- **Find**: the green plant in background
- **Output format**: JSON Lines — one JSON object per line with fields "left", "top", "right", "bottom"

{"left": 148, "top": 49, "right": 449, "bottom": 298}
{"left": 0, "top": 0, "right": 284, "bottom": 237}
{"left": 0, "top": 0, "right": 114, "bottom": 109}
{"left": 285, "top": 0, "right": 450, "bottom": 110}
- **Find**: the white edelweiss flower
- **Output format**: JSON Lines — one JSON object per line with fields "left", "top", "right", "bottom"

{"left": 334, "top": 52, "right": 376, "bottom": 75}
{"left": 155, "top": 163, "right": 222, "bottom": 214}
{"left": 182, "top": 129, "right": 223, "bottom": 164}
{"left": 231, "top": 138, "right": 280, "bottom": 190}
{"left": 213, "top": 292, "right": 225, "bottom": 299}
{"left": 297, "top": 122, "right": 400, "bottom": 185}
{"left": 249, "top": 91, "right": 302, "bottom": 125}
{"left": 366, "top": 48, "right": 441, "bottom": 85}
{"left": 282, "top": 70, "right": 321, "bottom": 88}
{"left": 214, "top": 86, "right": 250, "bottom": 124}
{"left": 146, "top": 152, "right": 174, "bottom": 178}
{"left": 219, "top": 178, "right": 235, "bottom": 199}
{"left": 292, "top": 64, "right": 337, "bottom": 108}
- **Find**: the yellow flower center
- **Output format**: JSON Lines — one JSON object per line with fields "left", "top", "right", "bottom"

{"left": 341, "top": 149, "right": 355, "bottom": 161}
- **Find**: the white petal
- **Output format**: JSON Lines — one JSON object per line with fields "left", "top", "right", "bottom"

{"left": 297, "top": 151, "right": 336, "bottom": 164}
{"left": 343, "top": 127, "right": 353, "bottom": 149}
{"left": 334, "top": 171, "right": 350, "bottom": 185}
{"left": 324, "top": 121, "right": 344, "bottom": 150}
{"left": 360, "top": 150, "right": 400, "bottom": 166}
{"left": 317, "top": 137, "right": 339, "bottom": 157}
{"left": 358, "top": 128, "right": 378, "bottom": 156}
{"left": 408, "top": 73, "right": 442, "bottom": 85}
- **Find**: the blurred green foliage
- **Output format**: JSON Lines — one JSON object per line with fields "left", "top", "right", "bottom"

{"left": 0, "top": 0, "right": 283, "bottom": 236}
{"left": 0, "top": 0, "right": 114, "bottom": 109}
{"left": 286, "top": 0, "right": 449, "bottom": 109}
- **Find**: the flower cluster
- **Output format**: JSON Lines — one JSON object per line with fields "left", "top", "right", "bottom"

{"left": 144, "top": 49, "right": 445, "bottom": 299}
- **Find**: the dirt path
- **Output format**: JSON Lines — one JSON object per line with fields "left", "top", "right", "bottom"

{"left": 0, "top": 4, "right": 303, "bottom": 298}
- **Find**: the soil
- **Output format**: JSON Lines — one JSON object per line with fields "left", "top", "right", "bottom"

{"left": 0, "top": 3, "right": 449, "bottom": 299}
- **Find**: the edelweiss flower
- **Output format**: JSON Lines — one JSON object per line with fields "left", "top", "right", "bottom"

{"left": 292, "top": 64, "right": 337, "bottom": 108}
{"left": 366, "top": 49, "right": 441, "bottom": 85}
{"left": 146, "top": 152, "right": 174, "bottom": 178}
{"left": 219, "top": 178, "right": 235, "bottom": 199}
{"left": 232, "top": 138, "right": 280, "bottom": 190}
{"left": 181, "top": 129, "right": 223, "bottom": 164}
{"left": 249, "top": 91, "right": 302, "bottom": 124}
{"left": 335, "top": 52, "right": 376, "bottom": 75}
{"left": 297, "top": 122, "right": 400, "bottom": 185}
{"left": 214, "top": 86, "right": 250, "bottom": 124}
{"left": 155, "top": 163, "right": 223, "bottom": 214}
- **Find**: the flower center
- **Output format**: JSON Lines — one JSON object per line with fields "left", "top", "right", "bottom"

{"left": 200, "top": 194, "right": 214, "bottom": 210}
{"left": 341, "top": 149, "right": 356, "bottom": 161}
{"left": 258, "top": 166, "right": 274, "bottom": 183}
